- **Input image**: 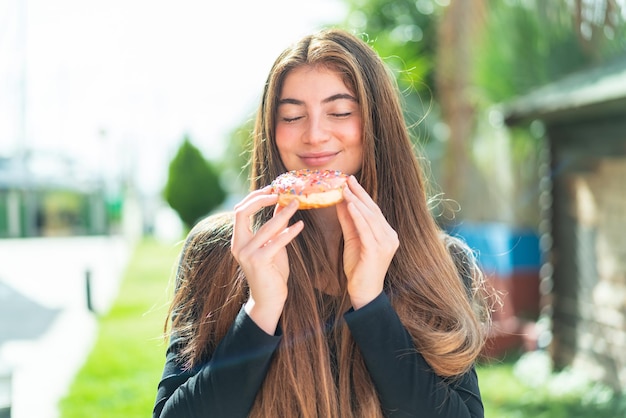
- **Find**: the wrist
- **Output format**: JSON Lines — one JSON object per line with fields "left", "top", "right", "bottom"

{"left": 350, "top": 296, "right": 375, "bottom": 310}
{"left": 349, "top": 287, "right": 383, "bottom": 310}
{"left": 244, "top": 298, "right": 284, "bottom": 335}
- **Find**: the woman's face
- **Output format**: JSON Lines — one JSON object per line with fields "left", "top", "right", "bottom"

{"left": 275, "top": 65, "right": 363, "bottom": 175}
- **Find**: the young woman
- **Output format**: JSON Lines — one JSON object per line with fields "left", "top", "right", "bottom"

{"left": 153, "top": 28, "right": 492, "bottom": 418}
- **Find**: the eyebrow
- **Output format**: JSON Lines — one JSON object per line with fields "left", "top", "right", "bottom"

{"left": 278, "top": 93, "right": 358, "bottom": 106}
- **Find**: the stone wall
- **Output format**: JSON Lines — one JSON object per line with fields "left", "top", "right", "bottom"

{"left": 548, "top": 121, "right": 626, "bottom": 391}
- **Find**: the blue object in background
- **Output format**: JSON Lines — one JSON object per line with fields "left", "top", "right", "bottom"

{"left": 448, "top": 222, "right": 541, "bottom": 278}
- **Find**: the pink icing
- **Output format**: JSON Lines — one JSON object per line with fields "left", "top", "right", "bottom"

{"left": 271, "top": 169, "right": 348, "bottom": 196}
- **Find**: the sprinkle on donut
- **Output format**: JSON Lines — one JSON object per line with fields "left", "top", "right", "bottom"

{"left": 271, "top": 169, "right": 349, "bottom": 209}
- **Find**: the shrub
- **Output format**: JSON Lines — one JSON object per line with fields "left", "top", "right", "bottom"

{"left": 163, "top": 135, "right": 226, "bottom": 229}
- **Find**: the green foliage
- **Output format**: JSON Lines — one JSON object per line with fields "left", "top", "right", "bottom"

{"left": 478, "top": 352, "right": 626, "bottom": 418}
{"left": 344, "top": 0, "right": 626, "bottom": 127}
{"left": 344, "top": 0, "right": 443, "bottom": 140}
{"left": 475, "top": 0, "right": 626, "bottom": 104}
{"left": 162, "top": 135, "right": 226, "bottom": 230}
{"left": 223, "top": 0, "right": 626, "bottom": 226}
{"left": 475, "top": 1, "right": 584, "bottom": 103}
{"left": 345, "top": 0, "right": 441, "bottom": 92}
{"left": 470, "top": 0, "right": 626, "bottom": 226}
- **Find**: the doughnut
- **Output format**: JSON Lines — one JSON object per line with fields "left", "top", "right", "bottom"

{"left": 271, "top": 169, "right": 349, "bottom": 209}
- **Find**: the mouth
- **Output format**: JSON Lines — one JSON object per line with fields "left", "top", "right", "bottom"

{"left": 298, "top": 151, "right": 339, "bottom": 167}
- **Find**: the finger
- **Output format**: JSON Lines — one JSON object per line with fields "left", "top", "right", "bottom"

{"left": 345, "top": 200, "right": 399, "bottom": 262}
{"left": 232, "top": 193, "right": 278, "bottom": 241}
{"left": 344, "top": 176, "right": 382, "bottom": 215}
{"left": 232, "top": 190, "right": 278, "bottom": 252}
{"left": 342, "top": 185, "right": 377, "bottom": 225}
{"left": 247, "top": 200, "right": 300, "bottom": 249}
{"left": 259, "top": 220, "right": 304, "bottom": 254}
{"left": 336, "top": 200, "right": 357, "bottom": 237}
{"left": 233, "top": 186, "right": 274, "bottom": 211}
{"left": 273, "top": 200, "right": 290, "bottom": 217}
{"left": 240, "top": 217, "right": 304, "bottom": 266}
{"left": 345, "top": 200, "right": 372, "bottom": 241}
{"left": 343, "top": 186, "right": 396, "bottom": 246}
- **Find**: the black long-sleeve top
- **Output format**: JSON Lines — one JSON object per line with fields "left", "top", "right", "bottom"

{"left": 153, "top": 291, "right": 483, "bottom": 418}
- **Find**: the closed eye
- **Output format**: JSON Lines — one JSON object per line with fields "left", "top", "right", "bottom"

{"left": 330, "top": 112, "right": 352, "bottom": 118}
{"left": 282, "top": 116, "right": 303, "bottom": 123}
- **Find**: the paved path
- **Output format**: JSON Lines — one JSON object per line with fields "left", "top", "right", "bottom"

{"left": 0, "top": 236, "right": 132, "bottom": 418}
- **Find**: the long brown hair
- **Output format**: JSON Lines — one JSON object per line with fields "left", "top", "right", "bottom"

{"left": 166, "top": 28, "right": 491, "bottom": 418}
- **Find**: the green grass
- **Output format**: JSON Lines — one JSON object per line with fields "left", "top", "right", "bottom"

{"left": 59, "top": 237, "right": 626, "bottom": 417}
{"left": 478, "top": 351, "right": 626, "bottom": 417}
{"left": 59, "top": 237, "right": 183, "bottom": 418}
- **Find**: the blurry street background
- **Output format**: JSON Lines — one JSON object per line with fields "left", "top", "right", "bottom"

{"left": 0, "top": 1, "right": 346, "bottom": 417}
{"left": 1, "top": 0, "right": 626, "bottom": 417}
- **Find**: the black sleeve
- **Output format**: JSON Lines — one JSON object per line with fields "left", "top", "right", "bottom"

{"left": 344, "top": 292, "right": 484, "bottom": 418}
{"left": 153, "top": 306, "right": 282, "bottom": 418}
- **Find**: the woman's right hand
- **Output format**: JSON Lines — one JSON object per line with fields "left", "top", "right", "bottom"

{"left": 231, "top": 187, "right": 303, "bottom": 334}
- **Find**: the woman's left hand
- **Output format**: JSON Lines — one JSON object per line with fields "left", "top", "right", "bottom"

{"left": 336, "top": 176, "right": 399, "bottom": 309}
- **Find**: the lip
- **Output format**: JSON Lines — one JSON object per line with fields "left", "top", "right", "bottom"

{"left": 298, "top": 151, "right": 339, "bottom": 167}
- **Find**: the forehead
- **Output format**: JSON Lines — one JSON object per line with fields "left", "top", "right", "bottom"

{"left": 280, "top": 65, "right": 352, "bottom": 98}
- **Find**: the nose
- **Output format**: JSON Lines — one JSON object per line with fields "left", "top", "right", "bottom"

{"left": 303, "top": 114, "right": 330, "bottom": 144}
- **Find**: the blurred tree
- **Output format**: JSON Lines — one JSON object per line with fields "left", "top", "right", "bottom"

{"left": 344, "top": 0, "right": 626, "bottom": 107}
{"left": 435, "top": 0, "right": 487, "bottom": 215}
{"left": 571, "top": 0, "right": 626, "bottom": 62}
{"left": 163, "top": 135, "right": 226, "bottom": 230}
{"left": 221, "top": 0, "right": 625, "bottom": 225}
{"left": 342, "top": 0, "right": 626, "bottom": 225}
{"left": 344, "top": 0, "right": 443, "bottom": 141}
{"left": 470, "top": 0, "right": 626, "bottom": 225}
{"left": 343, "top": 0, "right": 488, "bottom": 218}
{"left": 475, "top": 0, "right": 626, "bottom": 104}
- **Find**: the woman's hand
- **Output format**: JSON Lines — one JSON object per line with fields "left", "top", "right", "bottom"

{"left": 231, "top": 187, "right": 303, "bottom": 334}
{"left": 337, "top": 176, "right": 399, "bottom": 309}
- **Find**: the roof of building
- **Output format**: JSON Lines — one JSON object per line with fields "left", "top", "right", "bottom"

{"left": 503, "top": 57, "right": 626, "bottom": 126}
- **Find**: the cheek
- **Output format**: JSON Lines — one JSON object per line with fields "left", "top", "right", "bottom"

{"left": 345, "top": 123, "right": 363, "bottom": 149}
{"left": 344, "top": 124, "right": 364, "bottom": 172}
{"left": 275, "top": 126, "right": 288, "bottom": 149}
{"left": 275, "top": 126, "right": 296, "bottom": 161}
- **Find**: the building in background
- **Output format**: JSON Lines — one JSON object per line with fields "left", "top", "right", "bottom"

{"left": 504, "top": 58, "right": 626, "bottom": 392}
{"left": 0, "top": 151, "right": 121, "bottom": 238}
